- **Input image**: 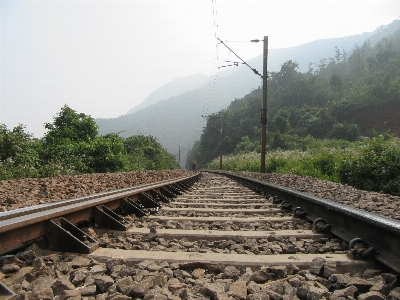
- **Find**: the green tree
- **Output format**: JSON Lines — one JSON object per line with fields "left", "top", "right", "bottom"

{"left": 1, "top": 124, "right": 36, "bottom": 161}
{"left": 87, "top": 134, "right": 127, "bottom": 173}
{"left": 339, "top": 134, "right": 400, "bottom": 195}
{"left": 328, "top": 123, "right": 360, "bottom": 141}
{"left": 0, "top": 124, "right": 41, "bottom": 179}
{"left": 123, "top": 135, "right": 178, "bottom": 170}
{"left": 348, "top": 42, "right": 370, "bottom": 80}
{"left": 272, "top": 109, "right": 291, "bottom": 133}
{"left": 279, "top": 60, "right": 300, "bottom": 90}
{"left": 317, "top": 58, "right": 328, "bottom": 76}
{"left": 41, "top": 105, "right": 126, "bottom": 174}
{"left": 234, "top": 136, "right": 258, "bottom": 154}
{"left": 330, "top": 74, "right": 343, "bottom": 91}
{"left": 44, "top": 105, "right": 98, "bottom": 144}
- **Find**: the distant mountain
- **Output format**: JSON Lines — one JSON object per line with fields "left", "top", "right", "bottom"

{"left": 96, "top": 20, "right": 400, "bottom": 167}
{"left": 126, "top": 73, "right": 208, "bottom": 115}
{"left": 96, "top": 69, "right": 257, "bottom": 166}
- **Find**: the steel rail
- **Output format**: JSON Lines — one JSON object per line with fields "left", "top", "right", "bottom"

{"left": 0, "top": 174, "right": 198, "bottom": 254}
{"left": 206, "top": 171, "right": 400, "bottom": 273}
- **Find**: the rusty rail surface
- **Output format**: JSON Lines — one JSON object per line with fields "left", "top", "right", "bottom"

{"left": 0, "top": 173, "right": 199, "bottom": 254}
{"left": 205, "top": 171, "right": 400, "bottom": 274}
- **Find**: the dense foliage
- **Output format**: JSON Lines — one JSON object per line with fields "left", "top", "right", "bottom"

{"left": 190, "top": 20, "right": 400, "bottom": 195}
{"left": 123, "top": 135, "right": 178, "bottom": 170}
{"left": 207, "top": 137, "right": 354, "bottom": 181}
{"left": 0, "top": 124, "right": 42, "bottom": 179}
{"left": 339, "top": 134, "right": 400, "bottom": 195}
{"left": 0, "top": 106, "right": 178, "bottom": 180}
{"left": 206, "top": 134, "right": 400, "bottom": 196}
{"left": 39, "top": 105, "right": 127, "bottom": 175}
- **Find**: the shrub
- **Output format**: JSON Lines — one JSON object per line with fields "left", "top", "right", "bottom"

{"left": 207, "top": 146, "right": 352, "bottom": 182}
{"left": 339, "top": 134, "right": 400, "bottom": 195}
{"left": 0, "top": 124, "right": 41, "bottom": 180}
{"left": 328, "top": 123, "right": 360, "bottom": 141}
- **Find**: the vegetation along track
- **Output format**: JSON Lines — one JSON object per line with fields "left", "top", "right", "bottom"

{"left": 1, "top": 172, "right": 400, "bottom": 299}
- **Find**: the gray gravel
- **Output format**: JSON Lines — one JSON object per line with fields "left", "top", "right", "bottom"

{"left": 0, "top": 170, "right": 192, "bottom": 212}
{"left": 91, "top": 230, "right": 348, "bottom": 256}
{"left": 232, "top": 171, "right": 400, "bottom": 221}
{"left": 1, "top": 243, "right": 398, "bottom": 300}
{"left": 1, "top": 172, "right": 399, "bottom": 299}
{"left": 2, "top": 170, "right": 399, "bottom": 221}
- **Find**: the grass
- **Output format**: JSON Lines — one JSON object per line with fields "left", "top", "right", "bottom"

{"left": 207, "top": 147, "right": 356, "bottom": 182}
{"left": 206, "top": 135, "right": 400, "bottom": 195}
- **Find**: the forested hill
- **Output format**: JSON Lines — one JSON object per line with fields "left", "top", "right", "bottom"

{"left": 96, "top": 20, "right": 400, "bottom": 167}
{"left": 189, "top": 20, "right": 400, "bottom": 167}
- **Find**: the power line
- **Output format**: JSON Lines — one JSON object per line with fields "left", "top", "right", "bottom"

{"left": 212, "top": 0, "right": 219, "bottom": 58}
{"left": 195, "top": 0, "right": 221, "bottom": 139}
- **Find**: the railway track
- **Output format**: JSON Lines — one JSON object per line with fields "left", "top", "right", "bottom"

{"left": 1, "top": 172, "right": 400, "bottom": 299}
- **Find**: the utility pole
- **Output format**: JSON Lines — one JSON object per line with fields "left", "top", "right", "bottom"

{"left": 214, "top": 38, "right": 266, "bottom": 171}
{"left": 219, "top": 121, "right": 223, "bottom": 171}
{"left": 178, "top": 145, "right": 186, "bottom": 169}
{"left": 260, "top": 36, "right": 268, "bottom": 173}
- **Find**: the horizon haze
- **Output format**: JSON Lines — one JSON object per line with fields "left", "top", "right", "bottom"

{"left": 1, "top": 0, "right": 399, "bottom": 138}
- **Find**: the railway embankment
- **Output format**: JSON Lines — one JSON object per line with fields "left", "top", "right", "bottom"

{"left": 1, "top": 172, "right": 399, "bottom": 299}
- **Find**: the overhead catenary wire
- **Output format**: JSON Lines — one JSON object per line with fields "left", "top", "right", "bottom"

{"left": 193, "top": 1, "right": 264, "bottom": 166}
{"left": 212, "top": 0, "right": 219, "bottom": 60}
{"left": 198, "top": 45, "right": 234, "bottom": 137}
{"left": 195, "top": 0, "right": 221, "bottom": 138}
{"left": 217, "top": 38, "right": 263, "bottom": 79}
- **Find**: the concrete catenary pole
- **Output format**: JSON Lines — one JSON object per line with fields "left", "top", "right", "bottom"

{"left": 219, "top": 122, "right": 223, "bottom": 171}
{"left": 260, "top": 36, "right": 268, "bottom": 173}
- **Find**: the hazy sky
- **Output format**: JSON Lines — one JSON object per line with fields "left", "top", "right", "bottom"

{"left": 1, "top": 0, "right": 399, "bottom": 138}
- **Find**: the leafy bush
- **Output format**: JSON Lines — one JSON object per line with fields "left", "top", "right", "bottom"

{"left": 264, "top": 148, "right": 348, "bottom": 181}
{"left": 339, "top": 134, "right": 400, "bottom": 195}
{"left": 207, "top": 152, "right": 261, "bottom": 172}
{"left": 44, "top": 105, "right": 98, "bottom": 144}
{"left": 1, "top": 106, "right": 179, "bottom": 180}
{"left": 0, "top": 124, "right": 41, "bottom": 179}
{"left": 123, "top": 135, "right": 178, "bottom": 170}
{"left": 41, "top": 106, "right": 128, "bottom": 174}
{"left": 207, "top": 134, "right": 400, "bottom": 196}
{"left": 88, "top": 135, "right": 127, "bottom": 173}
{"left": 234, "top": 136, "right": 259, "bottom": 154}
{"left": 328, "top": 123, "right": 360, "bottom": 141}
{"left": 207, "top": 147, "right": 349, "bottom": 182}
